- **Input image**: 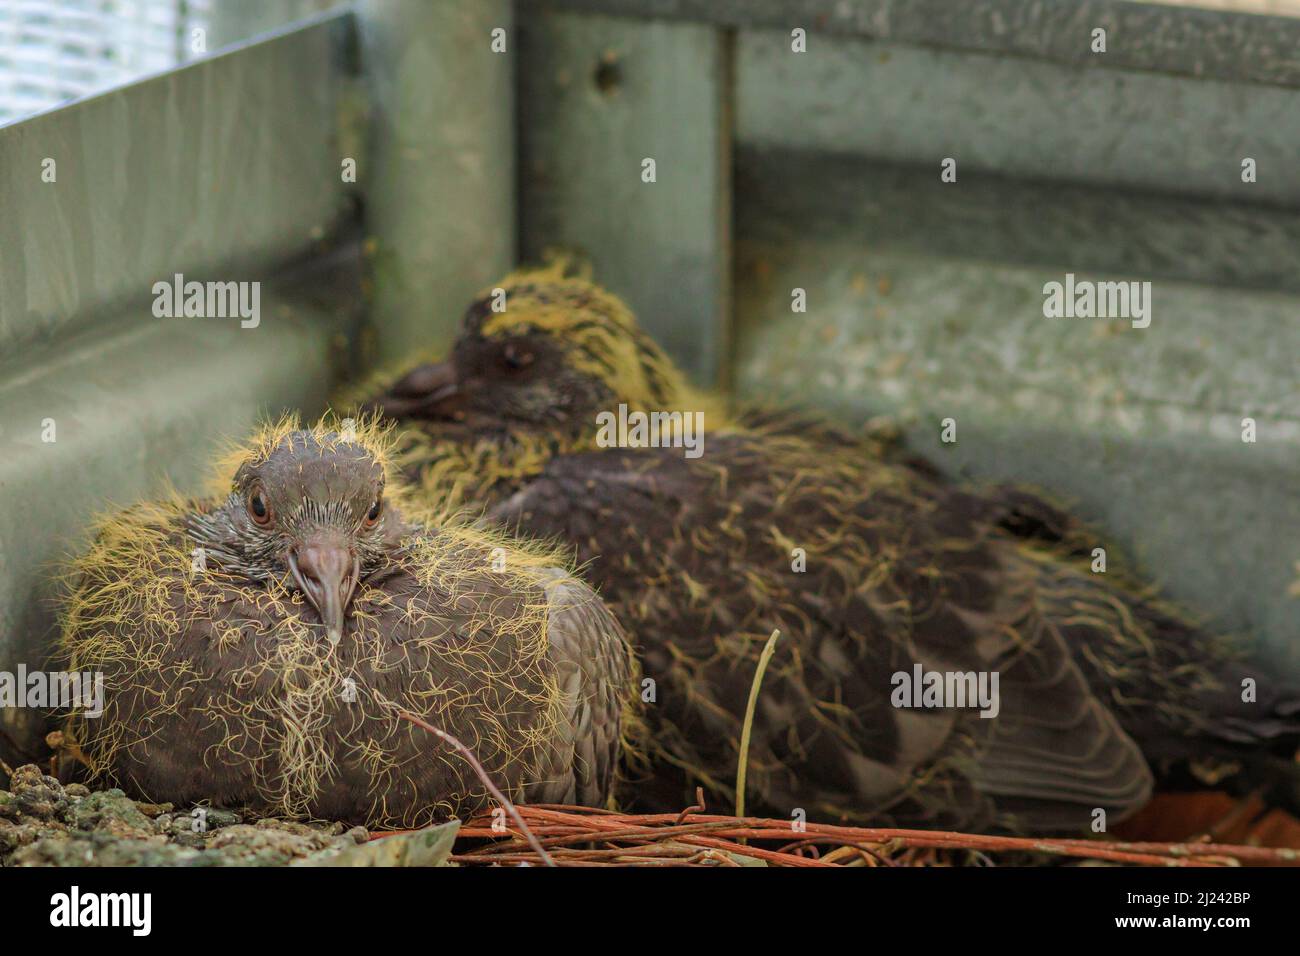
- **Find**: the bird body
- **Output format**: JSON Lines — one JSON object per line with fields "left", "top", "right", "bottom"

{"left": 359, "top": 264, "right": 1300, "bottom": 831}
{"left": 59, "top": 417, "right": 634, "bottom": 828}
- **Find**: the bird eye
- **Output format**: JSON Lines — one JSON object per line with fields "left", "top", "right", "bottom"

{"left": 502, "top": 344, "right": 534, "bottom": 372}
{"left": 248, "top": 489, "right": 272, "bottom": 526}
{"left": 365, "top": 496, "right": 383, "bottom": 526}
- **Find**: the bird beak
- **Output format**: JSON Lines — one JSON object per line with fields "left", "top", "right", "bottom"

{"left": 289, "top": 535, "right": 361, "bottom": 646}
{"left": 362, "top": 361, "right": 465, "bottom": 420}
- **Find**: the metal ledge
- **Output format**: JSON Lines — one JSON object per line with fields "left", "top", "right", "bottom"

{"left": 735, "top": 28, "right": 1300, "bottom": 208}
{"left": 736, "top": 147, "right": 1300, "bottom": 296}
{"left": 537, "top": 0, "right": 1300, "bottom": 89}
{"left": 517, "top": 9, "right": 730, "bottom": 384}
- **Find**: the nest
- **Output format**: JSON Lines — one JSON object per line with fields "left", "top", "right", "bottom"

{"left": 433, "top": 794, "right": 1300, "bottom": 867}
{"left": 374, "top": 708, "right": 1300, "bottom": 868}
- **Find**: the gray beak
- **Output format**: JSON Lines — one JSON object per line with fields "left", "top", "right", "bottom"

{"left": 361, "top": 360, "right": 464, "bottom": 420}
{"left": 289, "top": 535, "right": 361, "bottom": 646}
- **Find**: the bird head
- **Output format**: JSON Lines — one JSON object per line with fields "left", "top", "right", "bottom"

{"left": 195, "top": 427, "right": 397, "bottom": 646}
{"left": 364, "top": 268, "right": 705, "bottom": 441}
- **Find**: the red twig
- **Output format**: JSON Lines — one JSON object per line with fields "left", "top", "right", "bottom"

{"left": 447, "top": 804, "right": 1300, "bottom": 867}
{"left": 383, "top": 704, "right": 555, "bottom": 867}
{"left": 370, "top": 788, "right": 1300, "bottom": 867}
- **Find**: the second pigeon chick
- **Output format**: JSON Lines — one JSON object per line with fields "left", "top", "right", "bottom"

{"left": 358, "top": 263, "right": 1300, "bottom": 832}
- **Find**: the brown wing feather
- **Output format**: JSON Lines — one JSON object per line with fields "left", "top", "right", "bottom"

{"left": 524, "top": 569, "right": 634, "bottom": 807}
{"left": 491, "top": 435, "right": 1155, "bottom": 830}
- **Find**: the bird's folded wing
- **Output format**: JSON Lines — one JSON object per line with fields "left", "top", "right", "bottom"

{"left": 488, "top": 446, "right": 697, "bottom": 553}
{"left": 533, "top": 568, "right": 634, "bottom": 808}
{"left": 493, "top": 445, "right": 1156, "bottom": 830}
{"left": 949, "top": 585, "right": 1156, "bottom": 831}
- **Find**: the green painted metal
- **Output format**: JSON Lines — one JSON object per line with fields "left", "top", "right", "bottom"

{"left": 735, "top": 29, "right": 1300, "bottom": 207}
{"left": 541, "top": 0, "right": 1300, "bottom": 89}
{"left": 517, "top": 9, "right": 732, "bottom": 385}
{"left": 0, "top": 10, "right": 356, "bottom": 358}
{"left": 357, "top": 0, "right": 516, "bottom": 366}
{"left": 736, "top": 148, "right": 1300, "bottom": 296}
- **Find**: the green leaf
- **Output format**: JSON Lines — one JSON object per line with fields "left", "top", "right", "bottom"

{"left": 309, "top": 821, "right": 460, "bottom": 867}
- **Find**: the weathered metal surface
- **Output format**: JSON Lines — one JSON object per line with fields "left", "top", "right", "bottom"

{"left": 736, "top": 29, "right": 1300, "bottom": 207}
{"left": 0, "top": 10, "right": 355, "bottom": 358}
{"left": 737, "top": 147, "right": 1300, "bottom": 295}
{"left": 539, "top": 0, "right": 1300, "bottom": 88}
{"left": 518, "top": 9, "right": 731, "bottom": 385}
{"left": 357, "top": 0, "right": 516, "bottom": 365}
{"left": 731, "top": 151, "right": 1300, "bottom": 668}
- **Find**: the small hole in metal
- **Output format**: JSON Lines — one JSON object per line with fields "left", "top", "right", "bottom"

{"left": 593, "top": 56, "right": 622, "bottom": 95}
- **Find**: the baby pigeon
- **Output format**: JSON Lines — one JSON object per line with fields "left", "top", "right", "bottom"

{"left": 358, "top": 264, "right": 1300, "bottom": 832}
{"left": 59, "top": 416, "right": 634, "bottom": 828}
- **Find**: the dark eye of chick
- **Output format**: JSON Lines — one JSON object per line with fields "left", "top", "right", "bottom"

{"left": 249, "top": 491, "right": 271, "bottom": 525}
{"left": 501, "top": 344, "right": 534, "bottom": 373}
{"left": 366, "top": 496, "right": 383, "bottom": 524}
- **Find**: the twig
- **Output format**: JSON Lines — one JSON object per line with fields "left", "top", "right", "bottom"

{"left": 450, "top": 804, "right": 1300, "bottom": 867}
{"left": 383, "top": 703, "right": 555, "bottom": 867}
{"left": 371, "top": 788, "right": 1300, "bottom": 867}
{"left": 674, "top": 786, "right": 706, "bottom": 824}
{"left": 736, "top": 629, "right": 781, "bottom": 820}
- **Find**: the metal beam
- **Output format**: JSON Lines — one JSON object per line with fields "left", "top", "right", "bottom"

{"left": 518, "top": 9, "right": 732, "bottom": 385}
{"left": 735, "top": 29, "right": 1300, "bottom": 208}
{"left": 737, "top": 148, "right": 1300, "bottom": 295}
{"left": 538, "top": 0, "right": 1300, "bottom": 89}
{"left": 357, "top": 0, "right": 516, "bottom": 366}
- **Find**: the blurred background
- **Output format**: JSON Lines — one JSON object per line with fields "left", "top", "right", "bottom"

{"left": 0, "top": 1, "right": 369, "bottom": 123}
